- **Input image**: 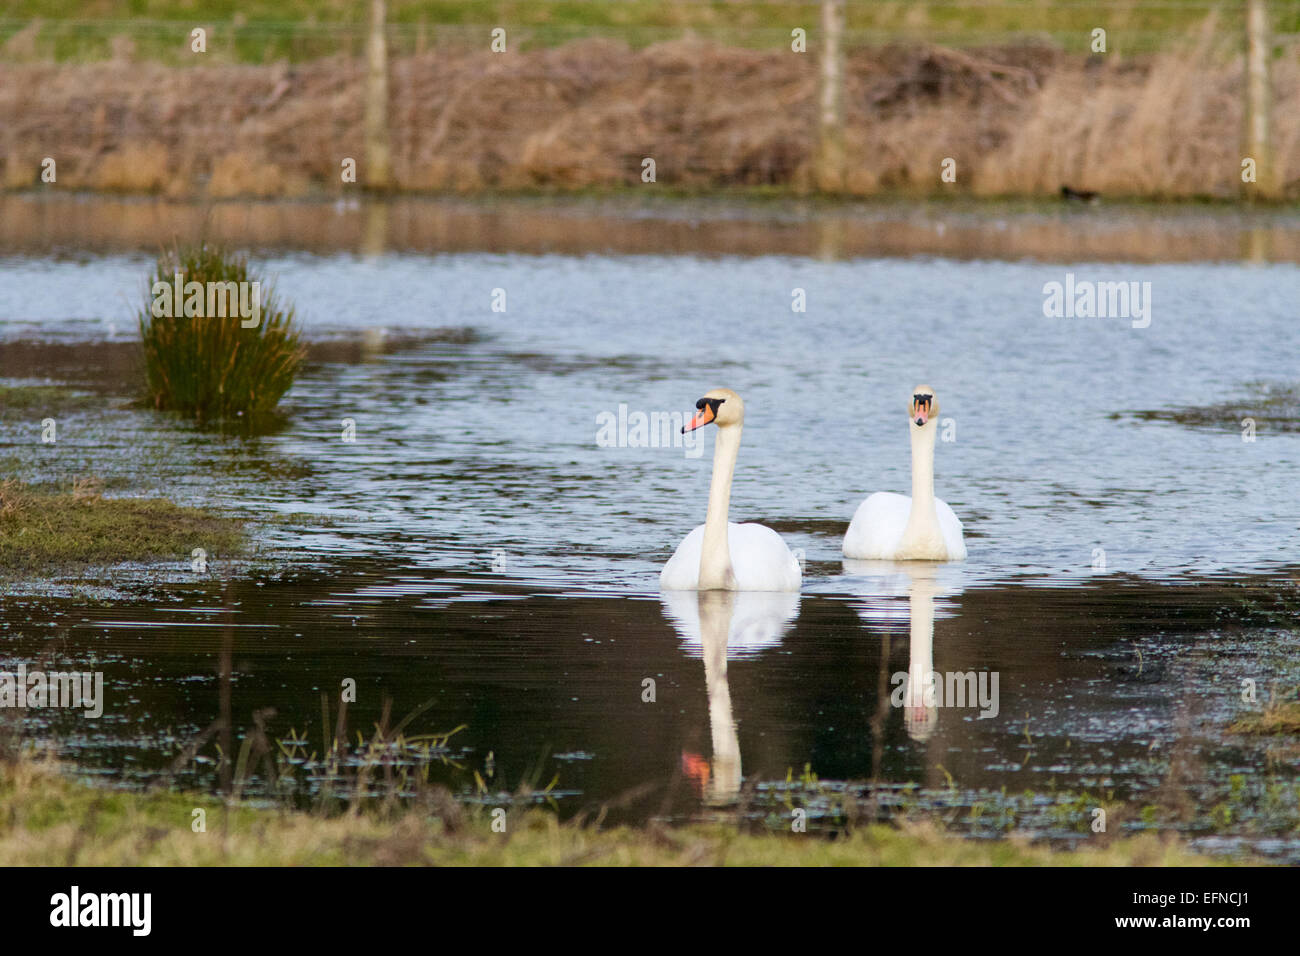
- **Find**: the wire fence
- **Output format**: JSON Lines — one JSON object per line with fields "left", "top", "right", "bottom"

{"left": 2, "top": 1, "right": 1299, "bottom": 65}
{"left": 2, "top": 2, "right": 1296, "bottom": 199}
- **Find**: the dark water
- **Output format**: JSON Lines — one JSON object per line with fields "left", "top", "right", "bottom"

{"left": 1, "top": 196, "right": 1298, "bottom": 858}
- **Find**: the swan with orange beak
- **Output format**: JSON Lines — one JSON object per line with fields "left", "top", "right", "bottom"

{"left": 843, "top": 385, "right": 967, "bottom": 562}
{"left": 660, "top": 388, "right": 802, "bottom": 591}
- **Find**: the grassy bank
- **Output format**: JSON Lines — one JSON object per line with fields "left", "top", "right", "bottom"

{"left": 0, "top": 477, "right": 245, "bottom": 573}
{"left": 2, "top": 29, "right": 1297, "bottom": 201}
{"left": 0, "top": 755, "right": 1237, "bottom": 865}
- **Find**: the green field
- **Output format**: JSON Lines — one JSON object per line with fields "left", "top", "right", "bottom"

{"left": 4, "top": 1, "right": 1299, "bottom": 64}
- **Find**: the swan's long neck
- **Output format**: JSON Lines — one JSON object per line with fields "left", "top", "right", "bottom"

{"left": 699, "top": 424, "right": 741, "bottom": 590}
{"left": 902, "top": 422, "right": 942, "bottom": 539}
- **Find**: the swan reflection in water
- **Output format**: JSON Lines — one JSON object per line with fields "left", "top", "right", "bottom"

{"left": 659, "top": 589, "right": 800, "bottom": 801}
{"left": 843, "top": 560, "right": 964, "bottom": 743}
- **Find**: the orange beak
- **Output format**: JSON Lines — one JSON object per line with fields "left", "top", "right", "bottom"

{"left": 912, "top": 401, "right": 930, "bottom": 426}
{"left": 683, "top": 403, "right": 716, "bottom": 433}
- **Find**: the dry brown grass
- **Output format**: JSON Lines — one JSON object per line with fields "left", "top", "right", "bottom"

{"left": 208, "top": 151, "right": 309, "bottom": 198}
{"left": 0, "top": 28, "right": 1296, "bottom": 200}
{"left": 1229, "top": 692, "right": 1300, "bottom": 735}
{"left": 974, "top": 15, "right": 1300, "bottom": 198}
{"left": 93, "top": 142, "right": 170, "bottom": 193}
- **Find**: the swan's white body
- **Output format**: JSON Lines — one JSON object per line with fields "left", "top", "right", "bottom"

{"left": 661, "top": 523, "right": 801, "bottom": 591}
{"left": 843, "top": 390, "right": 967, "bottom": 562}
{"left": 843, "top": 492, "right": 966, "bottom": 561}
{"left": 661, "top": 390, "right": 801, "bottom": 592}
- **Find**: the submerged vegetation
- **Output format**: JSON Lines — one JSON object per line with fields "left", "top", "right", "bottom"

{"left": 1125, "top": 382, "right": 1300, "bottom": 433}
{"left": 139, "top": 244, "right": 305, "bottom": 421}
{"left": 0, "top": 752, "right": 1235, "bottom": 866}
{"left": 0, "top": 478, "right": 245, "bottom": 572}
{"left": 109, "top": 683, "right": 1296, "bottom": 864}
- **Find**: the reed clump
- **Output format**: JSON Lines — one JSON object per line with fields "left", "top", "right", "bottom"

{"left": 138, "top": 243, "right": 305, "bottom": 421}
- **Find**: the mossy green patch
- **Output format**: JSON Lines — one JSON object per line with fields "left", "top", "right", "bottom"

{"left": 0, "top": 383, "right": 101, "bottom": 416}
{"left": 0, "top": 478, "right": 246, "bottom": 572}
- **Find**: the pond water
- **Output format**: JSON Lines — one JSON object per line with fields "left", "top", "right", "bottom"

{"left": 1, "top": 195, "right": 1298, "bottom": 857}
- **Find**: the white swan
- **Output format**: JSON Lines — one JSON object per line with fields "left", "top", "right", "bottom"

{"left": 661, "top": 388, "right": 802, "bottom": 591}
{"left": 843, "top": 385, "right": 967, "bottom": 561}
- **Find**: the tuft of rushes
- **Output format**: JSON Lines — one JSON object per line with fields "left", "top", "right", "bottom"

{"left": 139, "top": 243, "right": 305, "bottom": 421}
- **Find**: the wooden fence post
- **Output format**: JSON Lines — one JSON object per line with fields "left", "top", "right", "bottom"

{"left": 817, "top": 0, "right": 846, "bottom": 192}
{"left": 365, "top": 0, "right": 392, "bottom": 190}
{"left": 1244, "top": 0, "right": 1273, "bottom": 198}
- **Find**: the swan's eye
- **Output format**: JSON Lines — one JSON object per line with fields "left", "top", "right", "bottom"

{"left": 684, "top": 397, "right": 724, "bottom": 433}
{"left": 913, "top": 394, "right": 931, "bottom": 408}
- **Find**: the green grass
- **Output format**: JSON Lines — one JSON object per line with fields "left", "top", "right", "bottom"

{"left": 0, "top": 477, "right": 246, "bottom": 572}
{"left": 0, "top": 753, "right": 1242, "bottom": 865}
{"left": 139, "top": 243, "right": 305, "bottom": 422}
{"left": 5, "top": 1, "right": 1299, "bottom": 63}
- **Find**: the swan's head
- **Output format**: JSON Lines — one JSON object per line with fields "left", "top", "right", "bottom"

{"left": 682, "top": 387, "right": 743, "bottom": 432}
{"left": 909, "top": 385, "right": 939, "bottom": 429}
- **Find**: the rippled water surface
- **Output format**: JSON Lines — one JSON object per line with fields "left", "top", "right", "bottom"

{"left": 2, "top": 198, "right": 1298, "bottom": 857}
